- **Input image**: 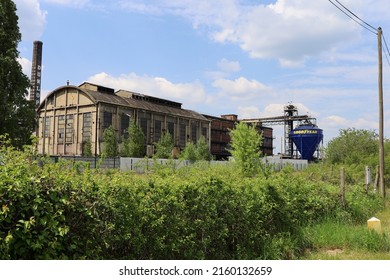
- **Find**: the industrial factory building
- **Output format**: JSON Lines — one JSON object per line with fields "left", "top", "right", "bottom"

{"left": 36, "top": 82, "right": 211, "bottom": 156}
{"left": 32, "top": 40, "right": 324, "bottom": 161}
{"left": 36, "top": 82, "right": 274, "bottom": 158}
{"left": 204, "top": 114, "right": 273, "bottom": 160}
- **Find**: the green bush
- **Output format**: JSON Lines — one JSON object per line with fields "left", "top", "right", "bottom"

{"left": 154, "top": 132, "right": 174, "bottom": 159}
{"left": 0, "top": 146, "right": 110, "bottom": 259}
{"left": 82, "top": 139, "right": 93, "bottom": 156}
{"left": 0, "top": 141, "right": 385, "bottom": 260}
{"left": 195, "top": 136, "right": 212, "bottom": 161}
{"left": 228, "top": 122, "right": 263, "bottom": 177}
{"left": 103, "top": 125, "right": 118, "bottom": 157}
{"left": 180, "top": 142, "right": 197, "bottom": 162}
{"left": 121, "top": 121, "right": 146, "bottom": 157}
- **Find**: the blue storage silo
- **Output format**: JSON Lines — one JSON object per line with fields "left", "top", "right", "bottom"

{"left": 290, "top": 123, "right": 323, "bottom": 160}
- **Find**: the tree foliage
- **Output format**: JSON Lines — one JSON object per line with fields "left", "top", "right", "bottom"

{"left": 121, "top": 121, "right": 145, "bottom": 157}
{"left": 0, "top": 142, "right": 384, "bottom": 260}
{"left": 228, "top": 122, "right": 263, "bottom": 176}
{"left": 180, "top": 141, "right": 197, "bottom": 162}
{"left": 82, "top": 139, "right": 92, "bottom": 157}
{"left": 154, "top": 132, "right": 173, "bottom": 159}
{"left": 103, "top": 125, "right": 118, "bottom": 157}
{"left": 180, "top": 136, "right": 212, "bottom": 162}
{"left": 325, "top": 128, "right": 379, "bottom": 165}
{"left": 0, "top": 0, "right": 36, "bottom": 148}
{"left": 195, "top": 135, "right": 212, "bottom": 161}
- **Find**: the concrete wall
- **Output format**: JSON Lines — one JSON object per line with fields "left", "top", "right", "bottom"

{"left": 261, "top": 156, "right": 308, "bottom": 171}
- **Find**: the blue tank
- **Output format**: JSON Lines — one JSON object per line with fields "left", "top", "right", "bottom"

{"left": 290, "top": 124, "right": 323, "bottom": 160}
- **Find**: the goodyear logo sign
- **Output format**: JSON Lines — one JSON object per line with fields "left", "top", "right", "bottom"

{"left": 293, "top": 129, "right": 319, "bottom": 135}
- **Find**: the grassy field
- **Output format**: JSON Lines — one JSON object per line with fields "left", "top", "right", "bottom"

{"left": 302, "top": 199, "right": 390, "bottom": 260}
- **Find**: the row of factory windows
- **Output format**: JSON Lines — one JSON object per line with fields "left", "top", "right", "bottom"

{"left": 42, "top": 112, "right": 207, "bottom": 147}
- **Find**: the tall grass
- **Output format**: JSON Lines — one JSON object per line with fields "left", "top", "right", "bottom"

{"left": 303, "top": 220, "right": 390, "bottom": 259}
{"left": 305, "top": 220, "right": 390, "bottom": 251}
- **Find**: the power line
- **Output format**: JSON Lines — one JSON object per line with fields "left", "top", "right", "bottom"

{"left": 382, "top": 33, "right": 390, "bottom": 67}
{"left": 329, "top": 0, "right": 390, "bottom": 67}
{"left": 334, "top": 0, "right": 377, "bottom": 32}
{"left": 328, "top": 0, "right": 377, "bottom": 35}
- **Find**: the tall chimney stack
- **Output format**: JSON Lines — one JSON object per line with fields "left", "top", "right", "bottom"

{"left": 30, "top": 41, "right": 43, "bottom": 107}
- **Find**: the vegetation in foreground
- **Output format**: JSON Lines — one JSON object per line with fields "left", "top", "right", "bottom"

{"left": 1, "top": 138, "right": 389, "bottom": 259}
{"left": 1, "top": 0, "right": 389, "bottom": 260}
{"left": 300, "top": 193, "right": 390, "bottom": 260}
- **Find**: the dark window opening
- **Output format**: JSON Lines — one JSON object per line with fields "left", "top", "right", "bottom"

{"left": 82, "top": 113, "right": 92, "bottom": 142}
{"left": 103, "top": 111, "right": 112, "bottom": 130}
{"left": 121, "top": 114, "right": 130, "bottom": 138}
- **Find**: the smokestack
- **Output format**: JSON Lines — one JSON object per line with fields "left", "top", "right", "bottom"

{"left": 30, "top": 41, "right": 43, "bottom": 107}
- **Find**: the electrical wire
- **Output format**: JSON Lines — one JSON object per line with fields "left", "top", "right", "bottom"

{"left": 328, "top": 0, "right": 377, "bottom": 35}
{"left": 334, "top": 0, "right": 377, "bottom": 32}
{"left": 381, "top": 33, "right": 390, "bottom": 67}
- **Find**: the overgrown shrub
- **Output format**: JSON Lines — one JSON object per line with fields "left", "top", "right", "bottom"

{"left": 180, "top": 142, "right": 197, "bottom": 162}
{"left": 228, "top": 122, "right": 263, "bottom": 177}
{"left": 103, "top": 125, "right": 118, "bottom": 157}
{"left": 0, "top": 145, "right": 110, "bottom": 259}
{"left": 154, "top": 132, "right": 174, "bottom": 159}
{"left": 0, "top": 141, "right": 385, "bottom": 260}
{"left": 121, "top": 121, "right": 146, "bottom": 157}
{"left": 82, "top": 139, "right": 92, "bottom": 156}
{"left": 195, "top": 136, "right": 212, "bottom": 161}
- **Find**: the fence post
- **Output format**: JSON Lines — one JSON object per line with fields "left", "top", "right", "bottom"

{"left": 365, "top": 165, "right": 371, "bottom": 194}
{"left": 340, "top": 167, "right": 346, "bottom": 208}
{"left": 374, "top": 165, "right": 379, "bottom": 192}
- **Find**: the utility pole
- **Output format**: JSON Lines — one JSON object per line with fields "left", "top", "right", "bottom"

{"left": 377, "top": 27, "right": 386, "bottom": 198}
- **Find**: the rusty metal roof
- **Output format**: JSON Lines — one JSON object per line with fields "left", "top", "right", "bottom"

{"left": 39, "top": 83, "right": 209, "bottom": 122}
{"left": 84, "top": 88, "right": 209, "bottom": 122}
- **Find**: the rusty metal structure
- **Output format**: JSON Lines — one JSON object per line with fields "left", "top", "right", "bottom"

{"left": 241, "top": 104, "right": 317, "bottom": 159}
{"left": 203, "top": 114, "right": 273, "bottom": 160}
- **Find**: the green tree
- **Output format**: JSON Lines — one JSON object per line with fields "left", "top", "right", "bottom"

{"left": 180, "top": 141, "right": 197, "bottom": 162}
{"left": 121, "top": 120, "right": 145, "bottom": 157}
{"left": 0, "top": 0, "right": 36, "bottom": 148}
{"left": 326, "top": 128, "right": 378, "bottom": 165}
{"left": 195, "top": 135, "right": 212, "bottom": 161}
{"left": 82, "top": 139, "right": 92, "bottom": 156}
{"left": 228, "top": 122, "right": 263, "bottom": 176}
{"left": 154, "top": 132, "right": 173, "bottom": 159}
{"left": 103, "top": 125, "right": 118, "bottom": 157}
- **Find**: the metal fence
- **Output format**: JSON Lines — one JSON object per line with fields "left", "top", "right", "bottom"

{"left": 49, "top": 156, "right": 308, "bottom": 173}
{"left": 50, "top": 156, "right": 120, "bottom": 169}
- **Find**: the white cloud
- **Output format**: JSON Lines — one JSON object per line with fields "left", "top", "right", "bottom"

{"left": 118, "top": 0, "right": 369, "bottom": 66}
{"left": 41, "top": 0, "right": 107, "bottom": 10}
{"left": 17, "top": 57, "right": 32, "bottom": 77}
{"left": 237, "top": 106, "right": 262, "bottom": 119}
{"left": 88, "top": 72, "right": 209, "bottom": 105}
{"left": 14, "top": 0, "right": 47, "bottom": 41}
{"left": 218, "top": 58, "right": 240, "bottom": 72}
{"left": 322, "top": 113, "right": 379, "bottom": 138}
{"left": 233, "top": 1, "right": 360, "bottom": 65}
{"left": 324, "top": 115, "right": 348, "bottom": 127}
{"left": 213, "top": 77, "right": 272, "bottom": 100}
{"left": 43, "top": 0, "right": 90, "bottom": 7}
{"left": 238, "top": 103, "right": 316, "bottom": 119}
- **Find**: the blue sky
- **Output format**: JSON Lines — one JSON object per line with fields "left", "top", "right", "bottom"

{"left": 14, "top": 0, "right": 390, "bottom": 151}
